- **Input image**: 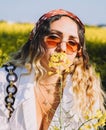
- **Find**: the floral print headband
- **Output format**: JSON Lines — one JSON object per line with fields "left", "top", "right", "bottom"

{"left": 29, "top": 9, "right": 85, "bottom": 40}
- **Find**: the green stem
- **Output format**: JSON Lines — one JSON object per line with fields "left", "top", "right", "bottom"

{"left": 78, "top": 118, "right": 95, "bottom": 130}
{"left": 59, "top": 67, "right": 63, "bottom": 129}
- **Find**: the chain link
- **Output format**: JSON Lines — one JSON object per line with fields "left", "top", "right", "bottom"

{"left": 3, "top": 63, "right": 18, "bottom": 119}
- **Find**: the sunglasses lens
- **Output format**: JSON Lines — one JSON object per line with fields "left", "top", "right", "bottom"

{"left": 45, "top": 35, "right": 61, "bottom": 48}
{"left": 66, "top": 41, "right": 79, "bottom": 54}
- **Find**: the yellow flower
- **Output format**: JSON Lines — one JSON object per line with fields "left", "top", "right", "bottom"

{"left": 48, "top": 52, "right": 71, "bottom": 75}
{"left": 93, "top": 109, "right": 103, "bottom": 119}
{"left": 52, "top": 126, "right": 60, "bottom": 130}
{"left": 79, "top": 110, "right": 106, "bottom": 130}
{"left": 48, "top": 71, "right": 54, "bottom": 75}
{"left": 83, "top": 124, "right": 92, "bottom": 129}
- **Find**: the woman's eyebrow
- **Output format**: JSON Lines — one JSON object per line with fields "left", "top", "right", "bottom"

{"left": 50, "top": 29, "right": 63, "bottom": 35}
{"left": 50, "top": 29, "right": 79, "bottom": 40}
{"left": 69, "top": 35, "right": 78, "bottom": 39}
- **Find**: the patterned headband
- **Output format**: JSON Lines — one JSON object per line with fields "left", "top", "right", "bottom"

{"left": 29, "top": 9, "right": 85, "bottom": 40}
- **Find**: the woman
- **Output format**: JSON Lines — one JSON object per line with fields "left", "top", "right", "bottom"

{"left": 0, "top": 9, "right": 105, "bottom": 130}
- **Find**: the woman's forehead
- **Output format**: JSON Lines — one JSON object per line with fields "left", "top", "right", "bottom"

{"left": 50, "top": 17, "right": 79, "bottom": 38}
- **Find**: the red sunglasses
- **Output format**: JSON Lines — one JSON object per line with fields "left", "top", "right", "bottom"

{"left": 44, "top": 33, "right": 80, "bottom": 54}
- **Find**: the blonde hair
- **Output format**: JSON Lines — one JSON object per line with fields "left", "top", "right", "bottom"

{"left": 71, "top": 57, "right": 106, "bottom": 117}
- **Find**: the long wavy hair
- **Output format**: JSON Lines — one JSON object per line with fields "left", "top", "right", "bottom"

{"left": 10, "top": 13, "right": 106, "bottom": 117}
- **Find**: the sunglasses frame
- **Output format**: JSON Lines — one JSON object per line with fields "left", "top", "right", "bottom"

{"left": 44, "top": 33, "right": 81, "bottom": 54}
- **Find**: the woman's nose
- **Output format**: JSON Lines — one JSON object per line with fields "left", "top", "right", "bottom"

{"left": 55, "top": 41, "right": 67, "bottom": 52}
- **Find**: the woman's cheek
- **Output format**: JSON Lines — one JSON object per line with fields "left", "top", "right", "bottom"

{"left": 68, "top": 52, "right": 77, "bottom": 64}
